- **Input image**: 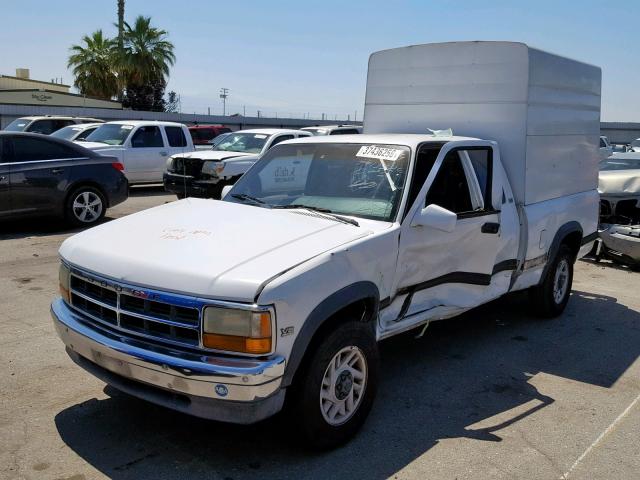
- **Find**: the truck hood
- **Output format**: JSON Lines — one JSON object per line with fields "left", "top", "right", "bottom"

{"left": 599, "top": 169, "right": 640, "bottom": 196}
{"left": 174, "top": 150, "right": 253, "bottom": 161}
{"left": 75, "top": 141, "right": 124, "bottom": 151}
{"left": 59, "top": 199, "right": 373, "bottom": 302}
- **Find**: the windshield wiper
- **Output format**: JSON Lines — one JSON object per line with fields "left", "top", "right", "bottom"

{"left": 273, "top": 204, "right": 359, "bottom": 227}
{"left": 230, "top": 193, "right": 266, "bottom": 205}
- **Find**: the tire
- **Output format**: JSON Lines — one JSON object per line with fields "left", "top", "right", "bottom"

{"left": 65, "top": 186, "right": 106, "bottom": 227}
{"left": 289, "top": 321, "right": 379, "bottom": 450}
{"left": 529, "top": 244, "right": 574, "bottom": 318}
{"left": 175, "top": 193, "right": 186, "bottom": 200}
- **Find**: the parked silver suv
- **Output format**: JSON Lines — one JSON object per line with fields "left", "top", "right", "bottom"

{"left": 3, "top": 116, "right": 104, "bottom": 135}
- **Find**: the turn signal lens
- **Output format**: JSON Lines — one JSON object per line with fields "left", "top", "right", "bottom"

{"left": 202, "top": 307, "right": 272, "bottom": 354}
{"left": 59, "top": 263, "right": 71, "bottom": 303}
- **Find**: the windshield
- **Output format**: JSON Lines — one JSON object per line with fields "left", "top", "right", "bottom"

{"left": 84, "top": 124, "right": 134, "bottom": 145}
{"left": 4, "top": 118, "right": 31, "bottom": 132}
{"left": 213, "top": 132, "right": 268, "bottom": 153}
{"left": 51, "top": 125, "right": 83, "bottom": 140}
{"left": 209, "top": 132, "right": 231, "bottom": 148}
{"left": 225, "top": 143, "right": 411, "bottom": 221}
{"left": 600, "top": 157, "right": 640, "bottom": 171}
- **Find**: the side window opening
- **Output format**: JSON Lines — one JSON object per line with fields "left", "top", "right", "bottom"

{"left": 425, "top": 151, "right": 473, "bottom": 214}
{"left": 165, "top": 126, "right": 188, "bottom": 147}
{"left": 131, "top": 126, "right": 164, "bottom": 148}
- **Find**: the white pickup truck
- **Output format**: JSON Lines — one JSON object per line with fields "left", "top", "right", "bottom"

{"left": 163, "top": 128, "right": 311, "bottom": 199}
{"left": 77, "top": 121, "right": 194, "bottom": 184}
{"left": 52, "top": 42, "right": 600, "bottom": 448}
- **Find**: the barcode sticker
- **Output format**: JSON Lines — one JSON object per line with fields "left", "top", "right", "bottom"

{"left": 356, "top": 145, "right": 403, "bottom": 161}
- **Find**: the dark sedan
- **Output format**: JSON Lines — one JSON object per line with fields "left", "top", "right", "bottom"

{"left": 0, "top": 132, "right": 128, "bottom": 226}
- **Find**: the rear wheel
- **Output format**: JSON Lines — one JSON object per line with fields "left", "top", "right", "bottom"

{"left": 529, "top": 244, "right": 574, "bottom": 318}
{"left": 65, "top": 186, "right": 106, "bottom": 227}
{"left": 289, "top": 321, "right": 379, "bottom": 449}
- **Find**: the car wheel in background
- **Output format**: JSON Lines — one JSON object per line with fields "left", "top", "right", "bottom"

{"left": 65, "top": 186, "right": 106, "bottom": 227}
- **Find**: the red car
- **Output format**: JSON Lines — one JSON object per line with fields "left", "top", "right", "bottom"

{"left": 188, "top": 125, "right": 232, "bottom": 145}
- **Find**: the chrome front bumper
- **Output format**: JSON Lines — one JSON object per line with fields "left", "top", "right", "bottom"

{"left": 51, "top": 298, "right": 286, "bottom": 423}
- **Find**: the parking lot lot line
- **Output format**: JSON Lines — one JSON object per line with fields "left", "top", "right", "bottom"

{"left": 561, "top": 391, "right": 640, "bottom": 479}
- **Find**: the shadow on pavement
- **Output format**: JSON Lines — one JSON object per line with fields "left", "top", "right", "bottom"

{"left": 54, "top": 289, "right": 640, "bottom": 479}
{"left": 0, "top": 185, "right": 168, "bottom": 240}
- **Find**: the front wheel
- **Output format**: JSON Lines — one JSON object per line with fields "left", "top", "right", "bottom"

{"left": 289, "top": 321, "right": 379, "bottom": 449}
{"left": 529, "top": 244, "right": 574, "bottom": 318}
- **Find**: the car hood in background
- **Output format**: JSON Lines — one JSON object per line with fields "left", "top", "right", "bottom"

{"left": 174, "top": 150, "right": 253, "bottom": 161}
{"left": 599, "top": 169, "right": 640, "bottom": 196}
{"left": 59, "top": 199, "right": 373, "bottom": 302}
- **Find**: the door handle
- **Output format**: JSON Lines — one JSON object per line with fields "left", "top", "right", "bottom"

{"left": 51, "top": 168, "right": 64, "bottom": 174}
{"left": 159, "top": 151, "right": 168, "bottom": 156}
{"left": 481, "top": 222, "right": 500, "bottom": 234}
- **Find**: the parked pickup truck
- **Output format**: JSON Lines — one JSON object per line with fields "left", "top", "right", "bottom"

{"left": 77, "top": 121, "right": 194, "bottom": 184}
{"left": 163, "top": 128, "right": 311, "bottom": 199}
{"left": 52, "top": 42, "right": 600, "bottom": 448}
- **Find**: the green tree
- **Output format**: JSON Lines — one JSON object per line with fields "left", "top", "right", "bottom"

{"left": 67, "top": 30, "right": 118, "bottom": 99}
{"left": 118, "top": 16, "right": 175, "bottom": 87}
{"left": 117, "top": 15, "right": 175, "bottom": 110}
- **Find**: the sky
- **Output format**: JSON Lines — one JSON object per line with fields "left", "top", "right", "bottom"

{"left": 1, "top": 0, "right": 638, "bottom": 121}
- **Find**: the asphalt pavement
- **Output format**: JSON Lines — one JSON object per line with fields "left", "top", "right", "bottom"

{"left": 1, "top": 186, "right": 638, "bottom": 480}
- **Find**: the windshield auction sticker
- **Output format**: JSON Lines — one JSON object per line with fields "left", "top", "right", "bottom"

{"left": 356, "top": 145, "right": 403, "bottom": 161}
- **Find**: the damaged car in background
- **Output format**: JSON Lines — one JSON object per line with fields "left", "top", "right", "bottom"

{"left": 594, "top": 153, "right": 640, "bottom": 270}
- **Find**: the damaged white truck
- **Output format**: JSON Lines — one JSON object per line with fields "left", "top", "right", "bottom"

{"left": 52, "top": 42, "right": 600, "bottom": 448}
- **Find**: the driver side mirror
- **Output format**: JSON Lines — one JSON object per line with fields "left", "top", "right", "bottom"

{"left": 411, "top": 204, "right": 457, "bottom": 232}
{"left": 221, "top": 185, "right": 233, "bottom": 199}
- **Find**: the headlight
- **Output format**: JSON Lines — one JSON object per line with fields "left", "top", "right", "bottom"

{"left": 203, "top": 306, "right": 272, "bottom": 354}
{"left": 166, "top": 157, "right": 174, "bottom": 170}
{"left": 202, "top": 161, "right": 225, "bottom": 177}
{"left": 59, "top": 262, "right": 71, "bottom": 303}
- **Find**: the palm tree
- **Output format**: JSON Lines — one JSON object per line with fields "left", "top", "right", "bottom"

{"left": 118, "top": 16, "right": 175, "bottom": 88}
{"left": 67, "top": 30, "right": 118, "bottom": 99}
{"left": 117, "top": 0, "right": 125, "bottom": 50}
{"left": 116, "top": 0, "right": 126, "bottom": 100}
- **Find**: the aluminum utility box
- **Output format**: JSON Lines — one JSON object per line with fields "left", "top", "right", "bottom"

{"left": 363, "top": 41, "right": 602, "bottom": 205}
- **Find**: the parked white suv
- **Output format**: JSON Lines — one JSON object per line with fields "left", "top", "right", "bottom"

{"left": 301, "top": 125, "right": 363, "bottom": 136}
{"left": 164, "top": 128, "right": 311, "bottom": 198}
{"left": 3, "top": 116, "right": 104, "bottom": 135}
{"left": 77, "top": 121, "right": 194, "bottom": 184}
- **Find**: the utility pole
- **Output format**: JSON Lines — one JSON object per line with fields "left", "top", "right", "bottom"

{"left": 219, "top": 88, "right": 229, "bottom": 116}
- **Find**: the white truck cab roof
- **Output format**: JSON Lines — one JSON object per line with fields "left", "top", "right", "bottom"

{"left": 236, "top": 128, "right": 311, "bottom": 136}
{"left": 103, "top": 120, "right": 186, "bottom": 127}
{"left": 285, "top": 133, "right": 481, "bottom": 148}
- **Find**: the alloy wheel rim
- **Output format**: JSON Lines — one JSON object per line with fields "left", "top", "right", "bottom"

{"left": 73, "top": 191, "right": 103, "bottom": 223}
{"left": 320, "top": 346, "right": 367, "bottom": 426}
{"left": 553, "top": 259, "right": 570, "bottom": 304}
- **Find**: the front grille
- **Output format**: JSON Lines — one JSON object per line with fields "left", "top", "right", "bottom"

{"left": 69, "top": 273, "right": 201, "bottom": 348}
{"left": 171, "top": 157, "right": 205, "bottom": 178}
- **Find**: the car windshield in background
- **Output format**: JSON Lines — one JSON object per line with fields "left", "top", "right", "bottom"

{"left": 213, "top": 132, "right": 268, "bottom": 153}
{"left": 51, "top": 126, "right": 83, "bottom": 140}
{"left": 84, "top": 124, "right": 134, "bottom": 145}
{"left": 303, "top": 128, "right": 328, "bottom": 136}
{"left": 600, "top": 158, "right": 640, "bottom": 171}
{"left": 4, "top": 119, "right": 30, "bottom": 131}
{"left": 209, "top": 132, "right": 231, "bottom": 147}
{"left": 226, "top": 143, "right": 411, "bottom": 222}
